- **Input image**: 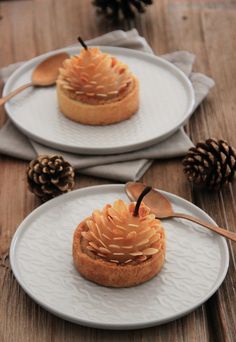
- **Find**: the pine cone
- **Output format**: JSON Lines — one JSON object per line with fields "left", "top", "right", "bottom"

{"left": 27, "top": 155, "right": 75, "bottom": 201}
{"left": 93, "top": 0, "right": 153, "bottom": 20}
{"left": 183, "top": 139, "right": 236, "bottom": 190}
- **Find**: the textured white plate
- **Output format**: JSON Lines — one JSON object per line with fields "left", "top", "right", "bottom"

{"left": 10, "top": 185, "right": 228, "bottom": 330}
{"left": 4, "top": 47, "right": 195, "bottom": 155}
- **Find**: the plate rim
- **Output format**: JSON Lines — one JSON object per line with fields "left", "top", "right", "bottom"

{"left": 4, "top": 46, "right": 195, "bottom": 155}
{"left": 9, "top": 184, "right": 229, "bottom": 330}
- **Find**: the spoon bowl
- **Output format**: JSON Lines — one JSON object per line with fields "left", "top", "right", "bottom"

{"left": 31, "top": 52, "right": 69, "bottom": 86}
{"left": 126, "top": 181, "right": 174, "bottom": 218}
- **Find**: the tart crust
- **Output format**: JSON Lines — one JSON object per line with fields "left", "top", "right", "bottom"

{"left": 73, "top": 221, "right": 166, "bottom": 288}
{"left": 57, "top": 77, "right": 139, "bottom": 126}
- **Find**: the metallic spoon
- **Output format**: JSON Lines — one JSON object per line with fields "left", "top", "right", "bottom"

{"left": 125, "top": 181, "right": 236, "bottom": 242}
{"left": 0, "top": 52, "right": 69, "bottom": 106}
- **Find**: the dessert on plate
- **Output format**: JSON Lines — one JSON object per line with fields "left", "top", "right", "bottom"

{"left": 56, "top": 39, "right": 139, "bottom": 125}
{"left": 73, "top": 190, "right": 166, "bottom": 288}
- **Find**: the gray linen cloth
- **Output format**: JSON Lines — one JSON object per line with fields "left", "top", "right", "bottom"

{"left": 0, "top": 29, "right": 215, "bottom": 181}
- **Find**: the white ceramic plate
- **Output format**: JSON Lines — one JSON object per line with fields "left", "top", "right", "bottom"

{"left": 4, "top": 47, "right": 195, "bottom": 155}
{"left": 10, "top": 185, "right": 228, "bottom": 330}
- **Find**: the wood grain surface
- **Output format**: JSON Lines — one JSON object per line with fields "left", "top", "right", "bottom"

{"left": 0, "top": 0, "right": 236, "bottom": 341}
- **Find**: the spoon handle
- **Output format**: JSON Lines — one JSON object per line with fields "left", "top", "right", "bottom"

{"left": 173, "top": 212, "right": 236, "bottom": 242}
{"left": 0, "top": 82, "right": 33, "bottom": 106}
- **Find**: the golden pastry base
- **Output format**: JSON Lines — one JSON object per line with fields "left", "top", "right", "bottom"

{"left": 56, "top": 78, "right": 139, "bottom": 126}
{"left": 73, "top": 222, "right": 166, "bottom": 288}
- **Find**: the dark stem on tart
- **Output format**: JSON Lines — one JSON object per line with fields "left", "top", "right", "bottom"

{"left": 78, "top": 36, "right": 88, "bottom": 50}
{"left": 133, "top": 186, "right": 152, "bottom": 217}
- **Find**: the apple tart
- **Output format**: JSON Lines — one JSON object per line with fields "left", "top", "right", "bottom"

{"left": 56, "top": 45, "right": 139, "bottom": 125}
{"left": 73, "top": 195, "right": 166, "bottom": 287}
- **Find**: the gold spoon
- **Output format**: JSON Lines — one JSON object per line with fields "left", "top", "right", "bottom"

{"left": 0, "top": 52, "right": 69, "bottom": 106}
{"left": 125, "top": 181, "right": 236, "bottom": 242}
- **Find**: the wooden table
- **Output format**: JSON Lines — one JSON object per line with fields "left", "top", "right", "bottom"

{"left": 0, "top": 0, "right": 236, "bottom": 341}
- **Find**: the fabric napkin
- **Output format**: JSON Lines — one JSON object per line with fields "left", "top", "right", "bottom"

{"left": 0, "top": 29, "right": 215, "bottom": 181}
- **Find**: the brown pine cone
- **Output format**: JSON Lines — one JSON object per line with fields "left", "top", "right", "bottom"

{"left": 27, "top": 155, "right": 75, "bottom": 201}
{"left": 182, "top": 139, "right": 236, "bottom": 190}
{"left": 93, "top": 0, "right": 153, "bottom": 20}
